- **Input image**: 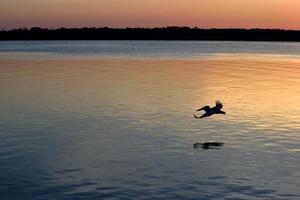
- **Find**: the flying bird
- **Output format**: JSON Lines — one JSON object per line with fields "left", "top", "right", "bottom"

{"left": 194, "top": 100, "right": 226, "bottom": 119}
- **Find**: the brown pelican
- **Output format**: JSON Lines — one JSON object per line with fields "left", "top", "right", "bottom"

{"left": 194, "top": 100, "right": 226, "bottom": 119}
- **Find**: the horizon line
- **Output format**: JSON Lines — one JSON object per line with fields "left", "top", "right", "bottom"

{"left": 1, "top": 26, "right": 300, "bottom": 32}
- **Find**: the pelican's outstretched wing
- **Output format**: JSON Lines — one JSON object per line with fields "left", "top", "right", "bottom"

{"left": 215, "top": 100, "right": 223, "bottom": 110}
{"left": 196, "top": 106, "right": 210, "bottom": 112}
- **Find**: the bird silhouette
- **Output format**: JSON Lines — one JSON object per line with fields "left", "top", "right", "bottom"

{"left": 194, "top": 100, "right": 226, "bottom": 119}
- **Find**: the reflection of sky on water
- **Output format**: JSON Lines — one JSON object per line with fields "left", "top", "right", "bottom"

{"left": 2, "top": 40, "right": 300, "bottom": 58}
{"left": 0, "top": 51, "right": 300, "bottom": 199}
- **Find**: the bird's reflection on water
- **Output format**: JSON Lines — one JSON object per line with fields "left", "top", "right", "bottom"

{"left": 193, "top": 142, "right": 225, "bottom": 149}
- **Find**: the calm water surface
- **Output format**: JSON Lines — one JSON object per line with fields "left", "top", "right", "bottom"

{"left": 0, "top": 41, "right": 300, "bottom": 200}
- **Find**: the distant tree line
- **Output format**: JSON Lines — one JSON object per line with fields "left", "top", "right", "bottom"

{"left": 0, "top": 27, "right": 300, "bottom": 41}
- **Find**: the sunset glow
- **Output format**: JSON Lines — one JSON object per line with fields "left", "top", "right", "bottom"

{"left": 1, "top": 0, "right": 300, "bottom": 30}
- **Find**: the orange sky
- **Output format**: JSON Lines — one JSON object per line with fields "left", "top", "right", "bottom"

{"left": 0, "top": 0, "right": 300, "bottom": 30}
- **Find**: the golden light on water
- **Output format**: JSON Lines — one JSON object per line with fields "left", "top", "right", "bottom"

{"left": 1, "top": 54, "right": 300, "bottom": 129}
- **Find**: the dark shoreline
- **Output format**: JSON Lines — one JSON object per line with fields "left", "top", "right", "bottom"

{"left": 1, "top": 27, "right": 300, "bottom": 41}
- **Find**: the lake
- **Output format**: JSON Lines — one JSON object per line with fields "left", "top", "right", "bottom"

{"left": 0, "top": 41, "right": 300, "bottom": 200}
